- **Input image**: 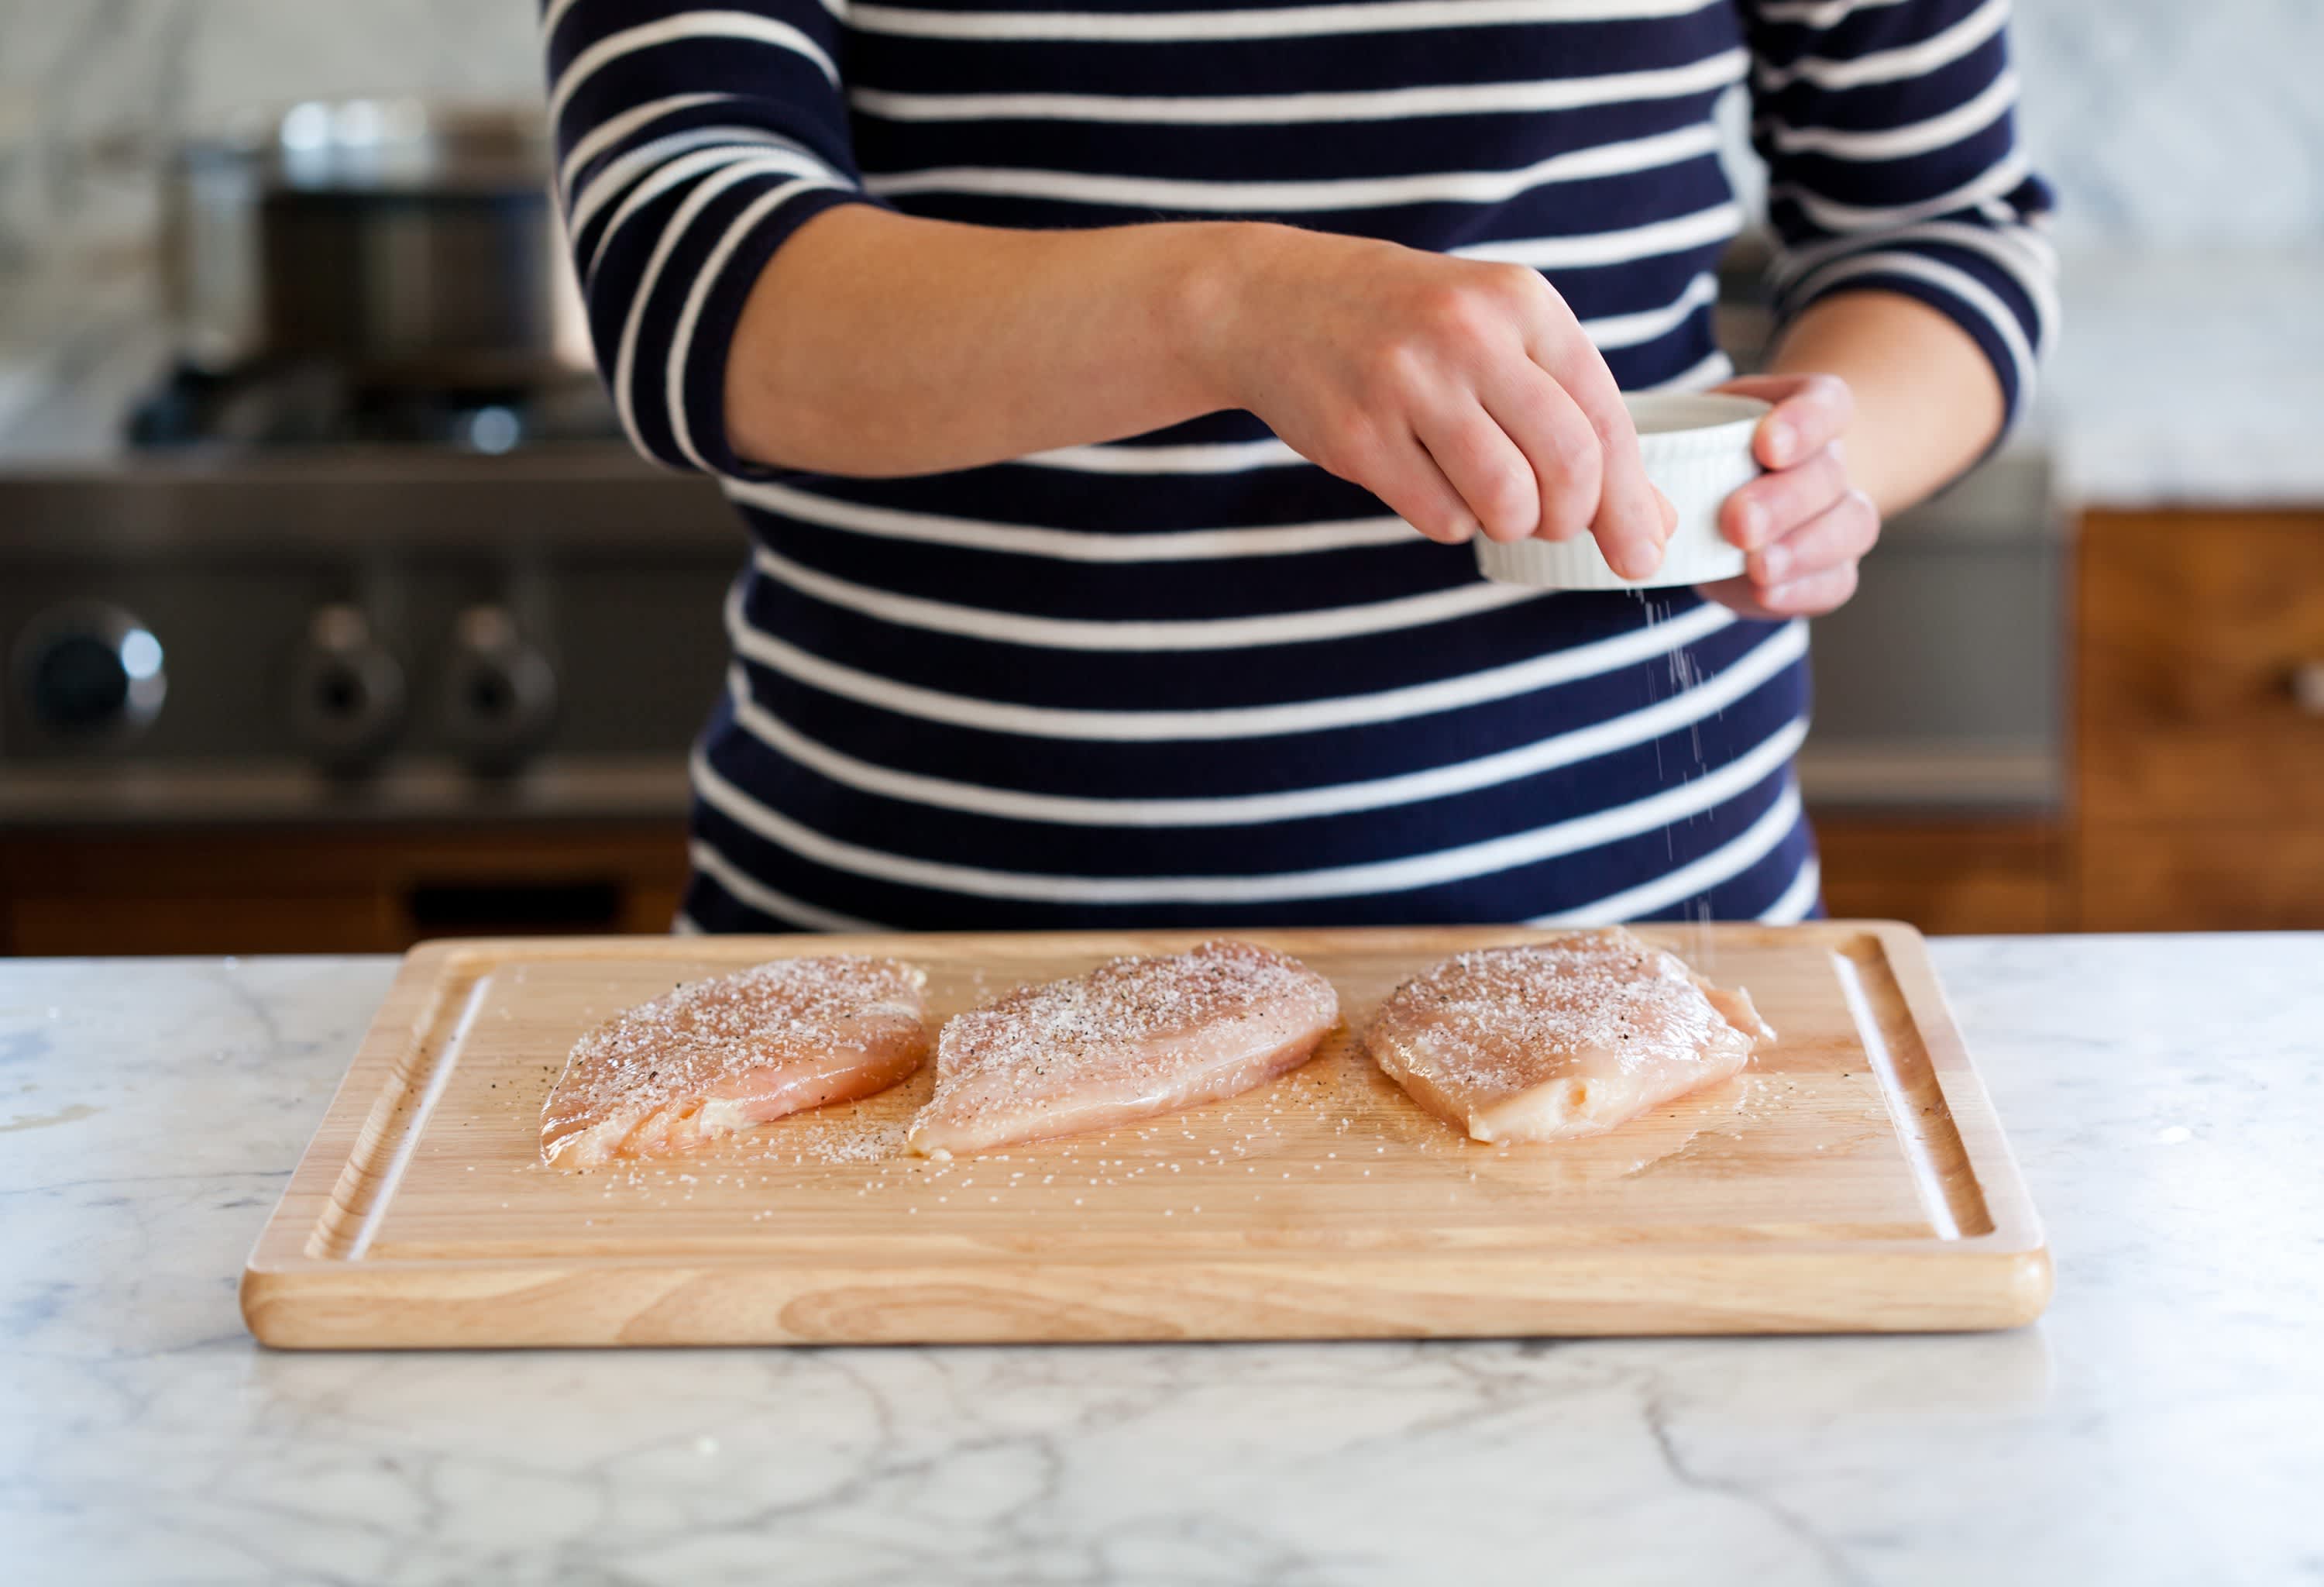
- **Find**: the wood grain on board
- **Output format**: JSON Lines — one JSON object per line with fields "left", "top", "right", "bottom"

{"left": 242, "top": 924, "right": 2049, "bottom": 1348}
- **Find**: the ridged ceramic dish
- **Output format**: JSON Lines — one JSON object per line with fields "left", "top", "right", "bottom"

{"left": 1473, "top": 391, "right": 1769, "bottom": 591}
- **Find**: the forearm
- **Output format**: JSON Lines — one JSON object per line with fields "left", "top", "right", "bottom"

{"left": 1758, "top": 289, "right": 2006, "bottom": 519}
{"left": 725, "top": 205, "right": 1243, "bottom": 477}
{"left": 720, "top": 206, "right": 1670, "bottom": 570}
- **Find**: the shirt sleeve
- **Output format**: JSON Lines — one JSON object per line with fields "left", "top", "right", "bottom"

{"left": 1741, "top": 0, "right": 2058, "bottom": 429}
{"left": 541, "top": 0, "right": 883, "bottom": 477}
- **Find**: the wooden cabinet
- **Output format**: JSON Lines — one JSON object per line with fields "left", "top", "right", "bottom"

{"left": 2078, "top": 510, "right": 2324, "bottom": 823}
{"left": 1813, "top": 815, "right": 2064, "bottom": 934}
{"left": 0, "top": 823, "right": 689, "bottom": 955}
{"left": 2075, "top": 823, "right": 2324, "bottom": 931}
{"left": 2075, "top": 508, "right": 2324, "bottom": 929}
{"left": 1815, "top": 508, "right": 2324, "bottom": 935}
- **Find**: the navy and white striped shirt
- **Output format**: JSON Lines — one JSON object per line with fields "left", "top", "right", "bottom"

{"left": 541, "top": 0, "right": 2054, "bottom": 932}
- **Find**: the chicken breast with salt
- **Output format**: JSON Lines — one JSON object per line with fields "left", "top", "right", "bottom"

{"left": 541, "top": 956, "right": 928, "bottom": 1168}
{"left": 1364, "top": 928, "right": 1772, "bottom": 1145}
{"left": 907, "top": 938, "right": 1339, "bottom": 1156}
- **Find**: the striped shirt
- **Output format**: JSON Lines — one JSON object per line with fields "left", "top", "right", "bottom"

{"left": 541, "top": 0, "right": 2055, "bottom": 933}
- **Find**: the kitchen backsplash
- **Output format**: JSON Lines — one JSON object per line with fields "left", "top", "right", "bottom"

{"left": 1, "top": 0, "right": 2318, "bottom": 298}
{"left": 2009, "top": 0, "right": 2324, "bottom": 247}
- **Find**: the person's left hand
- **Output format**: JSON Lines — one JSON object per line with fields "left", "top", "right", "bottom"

{"left": 1695, "top": 373, "right": 1878, "bottom": 619}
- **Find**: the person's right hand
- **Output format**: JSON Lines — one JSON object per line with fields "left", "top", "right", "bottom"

{"left": 1185, "top": 223, "right": 1673, "bottom": 580}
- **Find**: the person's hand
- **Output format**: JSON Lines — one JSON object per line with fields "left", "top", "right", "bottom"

{"left": 1693, "top": 373, "right": 1876, "bottom": 618}
{"left": 1188, "top": 224, "right": 1675, "bottom": 579}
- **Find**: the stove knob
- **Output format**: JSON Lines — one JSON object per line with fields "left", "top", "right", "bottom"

{"left": 441, "top": 605, "right": 556, "bottom": 774}
{"left": 12, "top": 603, "right": 167, "bottom": 742}
{"left": 285, "top": 605, "right": 405, "bottom": 771}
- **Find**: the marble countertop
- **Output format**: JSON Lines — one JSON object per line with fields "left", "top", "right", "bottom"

{"left": 3, "top": 935, "right": 2319, "bottom": 1585}
{"left": 2, "top": 250, "right": 2320, "bottom": 510}
{"left": 2035, "top": 250, "right": 2324, "bottom": 509}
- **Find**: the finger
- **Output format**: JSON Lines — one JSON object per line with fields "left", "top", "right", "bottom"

{"left": 1476, "top": 360, "right": 1603, "bottom": 545}
{"left": 1411, "top": 395, "right": 1542, "bottom": 543}
{"left": 1357, "top": 427, "right": 1486, "bottom": 546}
{"left": 1756, "top": 562, "right": 1861, "bottom": 617}
{"left": 1721, "top": 443, "right": 1851, "bottom": 551}
{"left": 1710, "top": 374, "right": 1810, "bottom": 403}
{"left": 1720, "top": 372, "right": 1852, "bottom": 470}
{"left": 1583, "top": 414, "right": 1668, "bottom": 581}
{"left": 1515, "top": 290, "right": 1663, "bottom": 579}
{"left": 1750, "top": 487, "right": 1879, "bottom": 587}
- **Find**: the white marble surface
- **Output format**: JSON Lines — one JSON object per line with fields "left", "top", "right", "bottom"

{"left": 2009, "top": 0, "right": 2324, "bottom": 251}
{"left": 3, "top": 936, "right": 2319, "bottom": 1585}
{"left": 2036, "top": 251, "right": 2324, "bottom": 509}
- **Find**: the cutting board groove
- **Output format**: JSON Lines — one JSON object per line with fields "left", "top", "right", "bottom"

{"left": 243, "top": 923, "right": 2048, "bottom": 1347}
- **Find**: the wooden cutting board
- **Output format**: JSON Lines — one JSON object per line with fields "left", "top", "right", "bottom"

{"left": 242, "top": 924, "right": 2049, "bottom": 1348}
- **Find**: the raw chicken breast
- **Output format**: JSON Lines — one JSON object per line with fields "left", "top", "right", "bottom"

{"left": 907, "top": 938, "right": 1339, "bottom": 1156}
{"left": 541, "top": 956, "right": 928, "bottom": 1168}
{"left": 1364, "top": 928, "right": 1773, "bottom": 1145}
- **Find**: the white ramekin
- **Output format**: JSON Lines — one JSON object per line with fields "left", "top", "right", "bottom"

{"left": 1471, "top": 391, "right": 1769, "bottom": 591}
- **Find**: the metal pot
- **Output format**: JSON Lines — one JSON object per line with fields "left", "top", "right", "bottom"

{"left": 164, "top": 99, "right": 593, "bottom": 384}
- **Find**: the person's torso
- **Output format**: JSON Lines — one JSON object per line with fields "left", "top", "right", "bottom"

{"left": 687, "top": 2, "right": 1817, "bottom": 931}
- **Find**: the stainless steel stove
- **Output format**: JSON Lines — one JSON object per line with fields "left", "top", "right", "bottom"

{"left": 1, "top": 356, "right": 743, "bottom": 828}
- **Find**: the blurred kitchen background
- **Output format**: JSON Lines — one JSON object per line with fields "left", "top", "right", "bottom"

{"left": 2, "top": 0, "right": 2319, "bottom": 953}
